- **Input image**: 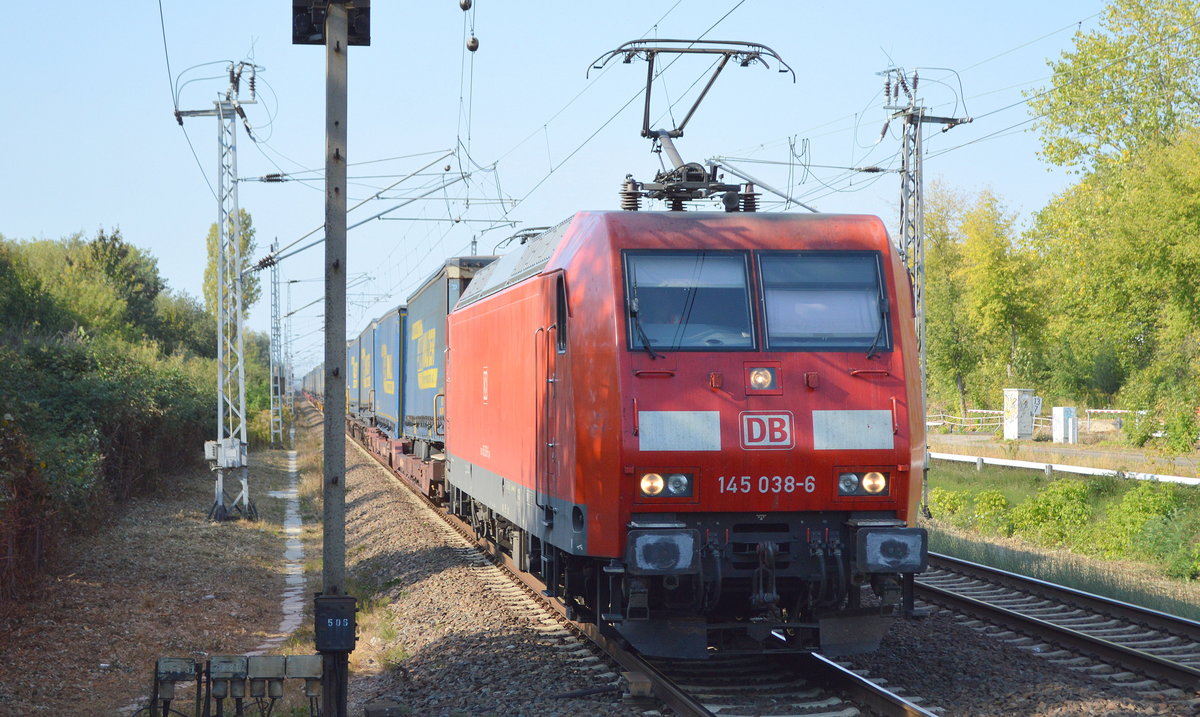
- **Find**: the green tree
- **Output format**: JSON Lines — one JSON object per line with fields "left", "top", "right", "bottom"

{"left": 16, "top": 237, "right": 129, "bottom": 336}
{"left": 1030, "top": 127, "right": 1200, "bottom": 426}
{"left": 153, "top": 291, "right": 216, "bottom": 358}
{"left": 924, "top": 182, "right": 983, "bottom": 417}
{"left": 0, "top": 240, "right": 67, "bottom": 334}
{"left": 959, "top": 190, "right": 1039, "bottom": 393}
{"left": 1028, "top": 0, "right": 1200, "bottom": 171}
{"left": 87, "top": 228, "right": 164, "bottom": 333}
{"left": 202, "top": 208, "right": 260, "bottom": 320}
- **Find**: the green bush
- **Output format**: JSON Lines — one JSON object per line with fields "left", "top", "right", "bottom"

{"left": 1138, "top": 512, "right": 1200, "bottom": 580}
{"left": 972, "top": 489, "right": 1012, "bottom": 536}
{"left": 1163, "top": 403, "right": 1199, "bottom": 453}
{"left": 928, "top": 487, "right": 969, "bottom": 520}
{"left": 1010, "top": 479, "right": 1093, "bottom": 547}
{"left": 1102, "top": 483, "right": 1180, "bottom": 556}
{"left": 1162, "top": 541, "right": 1200, "bottom": 581}
{"left": 1121, "top": 408, "right": 1157, "bottom": 448}
{"left": 0, "top": 232, "right": 274, "bottom": 599}
{"left": 0, "top": 335, "right": 216, "bottom": 529}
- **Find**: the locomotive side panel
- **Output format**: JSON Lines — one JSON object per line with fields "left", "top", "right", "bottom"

{"left": 446, "top": 278, "right": 551, "bottom": 543}
{"left": 448, "top": 268, "right": 615, "bottom": 557}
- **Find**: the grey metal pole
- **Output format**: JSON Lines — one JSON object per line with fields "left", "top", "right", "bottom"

{"left": 322, "top": 3, "right": 350, "bottom": 715}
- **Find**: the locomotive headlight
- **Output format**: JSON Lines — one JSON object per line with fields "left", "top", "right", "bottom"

{"left": 748, "top": 367, "right": 776, "bottom": 390}
{"left": 640, "top": 473, "right": 665, "bottom": 496}
{"left": 666, "top": 473, "right": 692, "bottom": 496}
{"left": 862, "top": 471, "right": 888, "bottom": 494}
{"left": 639, "top": 472, "right": 694, "bottom": 497}
{"left": 838, "top": 471, "right": 891, "bottom": 496}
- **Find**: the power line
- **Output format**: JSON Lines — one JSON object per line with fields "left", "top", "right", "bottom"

{"left": 271, "top": 150, "right": 457, "bottom": 178}
{"left": 925, "top": 117, "right": 1038, "bottom": 161}
{"left": 775, "top": 10, "right": 1194, "bottom": 204}
{"left": 490, "top": 1, "right": 687, "bottom": 166}
{"left": 504, "top": 2, "right": 749, "bottom": 215}
{"left": 156, "top": 3, "right": 220, "bottom": 202}
{"left": 259, "top": 168, "right": 471, "bottom": 270}
{"left": 157, "top": 0, "right": 175, "bottom": 111}
{"left": 256, "top": 150, "right": 456, "bottom": 267}
{"left": 721, "top": 9, "right": 1106, "bottom": 186}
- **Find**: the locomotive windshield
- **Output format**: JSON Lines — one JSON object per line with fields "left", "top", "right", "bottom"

{"left": 624, "top": 251, "right": 754, "bottom": 351}
{"left": 757, "top": 251, "right": 889, "bottom": 351}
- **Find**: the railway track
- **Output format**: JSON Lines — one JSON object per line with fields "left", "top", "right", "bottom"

{"left": 647, "top": 651, "right": 938, "bottom": 716}
{"left": 916, "top": 552, "right": 1200, "bottom": 700}
{"left": 349, "top": 434, "right": 937, "bottom": 716}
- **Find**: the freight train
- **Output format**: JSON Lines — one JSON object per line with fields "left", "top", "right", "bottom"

{"left": 301, "top": 38, "right": 928, "bottom": 659}
{"left": 303, "top": 208, "right": 928, "bottom": 658}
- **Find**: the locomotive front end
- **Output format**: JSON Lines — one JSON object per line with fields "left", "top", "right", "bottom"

{"left": 604, "top": 213, "right": 928, "bottom": 657}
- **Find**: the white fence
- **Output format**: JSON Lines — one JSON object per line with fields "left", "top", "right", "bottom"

{"left": 926, "top": 410, "right": 1002, "bottom": 431}
{"left": 930, "top": 452, "right": 1199, "bottom": 487}
{"left": 929, "top": 410, "right": 1113, "bottom": 434}
{"left": 1083, "top": 408, "right": 1148, "bottom": 431}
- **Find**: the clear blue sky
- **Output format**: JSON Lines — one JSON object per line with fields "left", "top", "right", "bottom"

{"left": 1, "top": 2, "right": 1102, "bottom": 372}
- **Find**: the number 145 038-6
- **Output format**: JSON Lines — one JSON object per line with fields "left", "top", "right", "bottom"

{"left": 717, "top": 475, "right": 815, "bottom": 494}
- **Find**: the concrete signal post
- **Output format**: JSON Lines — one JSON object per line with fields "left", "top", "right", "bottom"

{"left": 292, "top": 2, "right": 370, "bottom": 716}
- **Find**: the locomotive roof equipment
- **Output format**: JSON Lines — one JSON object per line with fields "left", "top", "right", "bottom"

{"left": 590, "top": 40, "right": 795, "bottom": 212}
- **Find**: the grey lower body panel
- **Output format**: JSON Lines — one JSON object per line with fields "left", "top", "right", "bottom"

{"left": 446, "top": 452, "right": 588, "bottom": 556}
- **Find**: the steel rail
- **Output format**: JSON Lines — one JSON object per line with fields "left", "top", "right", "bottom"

{"left": 790, "top": 652, "right": 940, "bottom": 717}
{"left": 345, "top": 434, "right": 715, "bottom": 717}
{"left": 928, "top": 553, "right": 1200, "bottom": 639}
{"left": 918, "top": 553, "right": 1200, "bottom": 691}
{"left": 446, "top": 502, "right": 714, "bottom": 716}
{"left": 348, "top": 431, "right": 936, "bottom": 716}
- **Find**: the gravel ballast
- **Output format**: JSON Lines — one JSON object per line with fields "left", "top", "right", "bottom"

{"left": 341, "top": 444, "right": 655, "bottom": 716}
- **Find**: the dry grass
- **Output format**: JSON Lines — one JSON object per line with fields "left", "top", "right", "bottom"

{"left": 295, "top": 409, "right": 325, "bottom": 513}
{"left": 0, "top": 447, "right": 309, "bottom": 716}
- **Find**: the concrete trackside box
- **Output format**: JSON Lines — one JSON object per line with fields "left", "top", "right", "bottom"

{"left": 402, "top": 257, "right": 496, "bottom": 447}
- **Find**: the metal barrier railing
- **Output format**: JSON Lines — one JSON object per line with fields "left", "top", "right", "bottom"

{"left": 929, "top": 409, "right": 1143, "bottom": 434}
{"left": 926, "top": 411, "right": 1002, "bottom": 431}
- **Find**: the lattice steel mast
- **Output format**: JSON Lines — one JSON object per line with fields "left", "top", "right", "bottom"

{"left": 180, "top": 62, "right": 259, "bottom": 521}
{"left": 882, "top": 68, "right": 970, "bottom": 514}
{"left": 270, "top": 239, "right": 284, "bottom": 448}
{"left": 285, "top": 278, "right": 295, "bottom": 435}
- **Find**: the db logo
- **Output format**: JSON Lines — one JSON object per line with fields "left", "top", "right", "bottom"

{"left": 740, "top": 411, "right": 794, "bottom": 449}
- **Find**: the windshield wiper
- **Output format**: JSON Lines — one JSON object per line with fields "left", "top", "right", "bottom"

{"left": 866, "top": 287, "right": 889, "bottom": 360}
{"left": 629, "top": 295, "right": 663, "bottom": 360}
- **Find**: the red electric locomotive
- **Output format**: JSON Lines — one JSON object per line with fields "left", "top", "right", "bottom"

{"left": 446, "top": 210, "right": 927, "bottom": 657}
